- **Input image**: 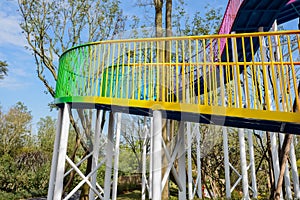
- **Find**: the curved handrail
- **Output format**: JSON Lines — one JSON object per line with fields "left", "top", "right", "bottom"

{"left": 56, "top": 31, "right": 300, "bottom": 117}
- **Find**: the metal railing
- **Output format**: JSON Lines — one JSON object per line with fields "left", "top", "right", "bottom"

{"left": 56, "top": 30, "right": 300, "bottom": 115}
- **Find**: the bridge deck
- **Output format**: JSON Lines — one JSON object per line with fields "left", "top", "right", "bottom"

{"left": 55, "top": 31, "right": 300, "bottom": 133}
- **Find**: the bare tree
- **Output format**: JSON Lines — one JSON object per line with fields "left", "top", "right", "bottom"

{"left": 18, "top": 0, "right": 126, "bottom": 198}
{"left": 0, "top": 60, "right": 8, "bottom": 79}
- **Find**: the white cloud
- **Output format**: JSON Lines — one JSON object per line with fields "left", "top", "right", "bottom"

{"left": 10, "top": 68, "right": 32, "bottom": 77}
{"left": 0, "top": 1, "right": 26, "bottom": 47}
{"left": 0, "top": 75, "right": 31, "bottom": 89}
{"left": 0, "top": 52, "right": 36, "bottom": 90}
{"left": 0, "top": 1, "right": 35, "bottom": 90}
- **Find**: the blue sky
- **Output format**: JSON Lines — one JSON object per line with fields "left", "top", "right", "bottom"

{"left": 0, "top": 0, "right": 298, "bottom": 133}
{"left": 0, "top": 0, "right": 56, "bottom": 132}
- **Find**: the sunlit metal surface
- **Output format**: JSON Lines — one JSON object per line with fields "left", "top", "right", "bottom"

{"left": 55, "top": 30, "right": 300, "bottom": 131}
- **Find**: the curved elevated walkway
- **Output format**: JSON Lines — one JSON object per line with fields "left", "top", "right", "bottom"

{"left": 219, "top": 0, "right": 300, "bottom": 36}
{"left": 278, "top": 0, "right": 300, "bottom": 25}
{"left": 55, "top": 0, "right": 300, "bottom": 134}
{"left": 194, "top": 0, "right": 300, "bottom": 99}
{"left": 55, "top": 31, "right": 300, "bottom": 133}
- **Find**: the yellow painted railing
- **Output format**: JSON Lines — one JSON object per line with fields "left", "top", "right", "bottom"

{"left": 55, "top": 30, "right": 300, "bottom": 125}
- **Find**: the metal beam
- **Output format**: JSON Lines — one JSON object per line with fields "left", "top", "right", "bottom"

{"left": 104, "top": 112, "right": 115, "bottom": 200}
{"left": 53, "top": 103, "right": 71, "bottom": 200}
{"left": 112, "top": 113, "right": 122, "bottom": 200}
{"left": 223, "top": 126, "right": 231, "bottom": 199}
{"left": 47, "top": 107, "right": 63, "bottom": 200}
{"left": 178, "top": 122, "right": 186, "bottom": 200}
{"left": 239, "top": 128, "right": 249, "bottom": 199}
{"left": 152, "top": 110, "right": 162, "bottom": 200}
{"left": 248, "top": 131, "right": 257, "bottom": 198}
{"left": 90, "top": 110, "right": 103, "bottom": 200}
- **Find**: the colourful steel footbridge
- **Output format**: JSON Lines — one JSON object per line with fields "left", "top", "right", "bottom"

{"left": 55, "top": 30, "right": 300, "bottom": 133}
{"left": 48, "top": 0, "right": 300, "bottom": 200}
{"left": 55, "top": 0, "right": 300, "bottom": 133}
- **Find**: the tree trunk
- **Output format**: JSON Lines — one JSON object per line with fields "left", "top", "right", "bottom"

{"left": 274, "top": 134, "right": 293, "bottom": 199}
{"left": 163, "top": 1, "right": 174, "bottom": 199}
{"left": 165, "top": 0, "right": 172, "bottom": 62}
{"left": 266, "top": 131, "right": 276, "bottom": 198}
{"left": 80, "top": 154, "right": 93, "bottom": 200}
{"left": 63, "top": 135, "right": 83, "bottom": 194}
{"left": 165, "top": 0, "right": 172, "bottom": 38}
{"left": 79, "top": 111, "right": 106, "bottom": 200}
{"left": 154, "top": 0, "right": 163, "bottom": 38}
{"left": 154, "top": 0, "right": 169, "bottom": 199}
{"left": 274, "top": 81, "right": 300, "bottom": 199}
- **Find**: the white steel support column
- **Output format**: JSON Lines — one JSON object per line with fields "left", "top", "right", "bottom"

{"left": 89, "top": 110, "right": 103, "bottom": 200}
{"left": 271, "top": 133, "right": 281, "bottom": 194}
{"left": 52, "top": 103, "right": 71, "bottom": 200}
{"left": 187, "top": 122, "right": 193, "bottom": 200}
{"left": 152, "top": 110, "right": 162, "bottom": 200}
{"left": 185, "top": 64, "right": 194, "bottom": 200}
{"left": 270, "top": 133, "right": 280, "bottom": 180}
{"left": 112, "top": 113, "right": 122, "bottom": 200}
{"left": 47, "top": 107, "right": 63, "bottom": 200}
{"left": 178, "top": 122, "right": 186, "bottom": 200}
{"left": 149, "top": 118, "right": 153, "bottom": 200}
{"left": 104, "top": 112, "right": 115, "bottom": 200}
{"left": 232, "top": 31, "right": 249, "bottom": 199}
{"left": 239, "top": 128, "right": 249, "bottom": 199}
{"left": 258, "top": 21, "right": 282, "bottom": 199}
{"left": 196, "top": 125, "right": 202, "bottom": 198}
{"left": 279, "top": 133, "right": 292, "bottom": 199}
{"left": 290, "top": 136, "right": 300, "bottom": 199}
{"left": 222, "top": 127, "right": 231, "bottom": 199}
{"left": 142, "top": 118, "right": 148, "bottom": 200}
{"left": 247, "top": 131, "right": 257, "bottom": 198}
